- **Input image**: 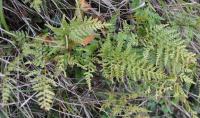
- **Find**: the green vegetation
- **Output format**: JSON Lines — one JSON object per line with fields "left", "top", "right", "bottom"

{"left": 1, "top": 0, "right": 200, "bottom": 118}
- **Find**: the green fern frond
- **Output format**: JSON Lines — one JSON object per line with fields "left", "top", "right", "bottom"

{"left": 180, "top": 73, "right": 195, "bottom": 84}
{"left": 12, "top": 31, "right": 28, "bottom": 46}
{"left": 48, "top": 16, "right": 110, "bottom": 46}
{"left": 100, "top": 35, "right": 166, "bottom": 82}
{"left": 1, "top": 76, "right": 11, "bottom": 105}
{"left": 127, "top": 56, "right": 165, "bottom": 81}
{"left": 69, "top": 17, "right": 108, "bottom": 41}
{"left": 32, "top": 76, "right": 56, "bottom": 111}
{"left": 145, "top": 25, "right": 196, "bottom": 74}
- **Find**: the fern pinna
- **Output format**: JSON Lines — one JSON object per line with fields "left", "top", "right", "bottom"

{"left": 2, "top": 76, "right": 11, "bottom": 104}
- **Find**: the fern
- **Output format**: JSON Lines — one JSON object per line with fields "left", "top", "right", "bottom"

{"left": 138, "top": 25, "right": 198, "bottom": 117}
{"left": 32, "top": 75, "right": 56, "bottom": 111}
{"left": 73, "top": 45, "right": 97, "bottom": 90}
{"left": 1, "top": 76, "right": 11, "bottom": 104}
{"left": 47, "top": 16, "right": 110, "bottom": 48}
{"left": 99, "top": 23, "right": 198, "bottom": 117}
{"left": 69, "top": 17, "right": 109, "bottom": 41}
{"left": 84, "top": 71, "right": 93, "bottom": 90}
{"left": 144, "top": 25, "right": 196, "bottom": 75}
{"left": 12, "top": 31, "right": 28, "bottom": 47}
{"left": 9, "top": 32, "right": 55, "bottom": 111}
{"left": 100, "top": 34, "right": 166, "bottom": 82}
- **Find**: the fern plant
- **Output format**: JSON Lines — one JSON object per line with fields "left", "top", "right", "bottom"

{"left": 98, "top": 20, "right": 198, "bottom": 116}
{"left": 143, "top": 25, "right": 197, "bottom": 100}
{"left": 143, "top": 26, "right": 197, "bottom": 117}
{"left": 0, "top": 30, "right": 57, "bottom": 111}
{"left": 144, "top": 25, "right": 196, "bottom": 74}
{"left": 32, "top": 75, "right": 56, "bottom": 111}
{"left": 100, "top": 33, "right": 166, "bottom": 83}
{"left": 47, "top": 16, "right": 109, "bottom": 90}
